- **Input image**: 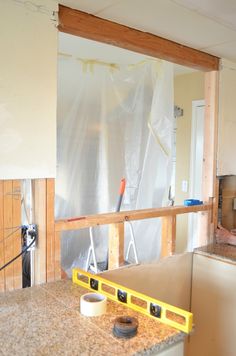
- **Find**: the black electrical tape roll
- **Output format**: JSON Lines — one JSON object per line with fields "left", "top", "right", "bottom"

{"left": 113, "top": 316, "right": 138, "bottom": 339}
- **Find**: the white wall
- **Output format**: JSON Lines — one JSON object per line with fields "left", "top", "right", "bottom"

{"left": 218, "top": 59, "right": 236, "bottom": 176}
{"left": 0, "top": 0, "right": 58, "bottom": 179}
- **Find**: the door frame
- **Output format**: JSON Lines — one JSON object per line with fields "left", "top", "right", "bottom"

{"left": 188, "top": 100, "right": 205, "bottom": 251}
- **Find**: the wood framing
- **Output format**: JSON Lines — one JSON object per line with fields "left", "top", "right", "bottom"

{"left": 55, "top": 203, "right": 211, "bottom": 232}
{"left": 198, "top": 71, "right": 219, "bottom": 246}
{"left": 33, "top": 178, "right": 60, "bottom": 284}
{"left": 161, "top": 216, "right": 176, "bottom": 257}
{"left": 33, "top": 179, "right": 47, "bottom": 285}
{"left": 108, "top": 222, "right": 124, "bottom": 269}
{"left": 12, "top": 180, "right": 22, "bottom": 289}
{"left": 46, "top": 179, "right": 55, "bottom": 282}
{"left": 58, "top": 5, "right": 219, "bottom": 72}
{"left": 0, "top": 181, "right": 4, "bottom": 292}
{"left": 0, "top": 180, "right": 22, "bottom": 292}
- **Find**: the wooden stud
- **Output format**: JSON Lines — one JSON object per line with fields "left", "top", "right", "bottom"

{"left": 33, "top": 179, "right": 47, "bottom": 285}
{"left": 3, "top": 180, "right": 14, "bottom": 291}
{"left": 213, "top": 178, "right": 220, "bottom": 232}
{"left": 108, "top": 222, "right": 124, "bottom": 270}
{"left": 55, "top": 203, "right": 212, "bottom": 232}
{"left": 54, "top": 231, "right": 61, "bottom": 280}
{"left": 0, "top": 181, "right": 4, "bottom": 292}
{"left": 12, "top": 180, "right": 22, "bottom": 290}
{"left": 198, "top": 71, "right": 219, "bottom": 246}
{"left": 46, "top": 179, "right": 55, "bottom": 282}
{"left": 161, "top": 216, "right": 176, "bottom": 257}
{"left": 58, "top": 5, "right": 219, "bottom": 72}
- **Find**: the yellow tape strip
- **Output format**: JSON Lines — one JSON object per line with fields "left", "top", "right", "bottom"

{"left": 73, "top": 268, "right": 193, "bottom": 334}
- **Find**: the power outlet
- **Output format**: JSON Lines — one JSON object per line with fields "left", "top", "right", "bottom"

{"left": 26, "top": 224, "right": 38, "bottom": 251}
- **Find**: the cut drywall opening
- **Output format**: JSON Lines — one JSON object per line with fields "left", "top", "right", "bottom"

{"left": 174, "top": 71, "right": 205, "bottom": 253}
{"left": 218, "top": 175, "right": 236, "bottom": 231}
{"left": 56, "top": 32, "right": 203, "bottom": 276}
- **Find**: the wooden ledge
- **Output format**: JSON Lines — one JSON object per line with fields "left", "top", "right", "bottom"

{"left": 55, "top": 203, "right": 212, "bottom": 232}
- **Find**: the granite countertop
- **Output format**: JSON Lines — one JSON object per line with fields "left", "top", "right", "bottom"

{"left": 194, "top": 243, "right": 236, "bottom": 264}
{"left": 0, "top": 280, "right": 185, "bottom": 356}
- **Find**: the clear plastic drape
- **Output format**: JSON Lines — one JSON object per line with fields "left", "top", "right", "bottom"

{"left": 56, "top": 57, "right": 174, "bottom": 275}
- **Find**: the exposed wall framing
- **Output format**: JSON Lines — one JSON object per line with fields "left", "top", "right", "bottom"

{"left": 0, "top": 180, "right": 22, "bottom": 292}
{"left": 198, "top": 71, "right": 219, "bottom": 246}
{"left": 32, "top": 178, "right": 60, "bottom": 284}
{"left": 57, "top": 4, "right": 220, "bottom": 265}
{"left": 1, "top": 5, "right": 220, "bottom": 291}
{"left": 55, "top": 204, "right": 212, "bottom": 269}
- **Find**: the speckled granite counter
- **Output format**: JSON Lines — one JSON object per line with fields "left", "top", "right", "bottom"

{"left": 194, "top": 243, "right": 236, "bottom": 264}
{"left": 0, "top": 280, "right": 185, "bottom": 356}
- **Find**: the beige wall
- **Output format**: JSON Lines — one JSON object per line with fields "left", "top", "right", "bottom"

{"left": 174, "top": 72, "right": 204, "bottom": 252}
{"left": 188, "top": 253, "right": 236, "bottom": 356}
{"left": 0, "top": 0, "right": 58, "bottom": 179}
{"left": 218, "top": 59, "right": 236, "bottom": 175}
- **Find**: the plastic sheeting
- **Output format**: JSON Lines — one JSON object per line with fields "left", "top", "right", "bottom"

{"left": 56, "top": 57, "right": 174, "bottom": 275}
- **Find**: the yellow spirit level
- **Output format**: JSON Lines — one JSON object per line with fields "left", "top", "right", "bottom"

{"left": 72, "top": 268, "right": 193, "bottom": 334}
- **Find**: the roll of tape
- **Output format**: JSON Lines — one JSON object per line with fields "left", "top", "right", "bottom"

{"left": 80, "top": 293, "right": 107, "bottom": 317}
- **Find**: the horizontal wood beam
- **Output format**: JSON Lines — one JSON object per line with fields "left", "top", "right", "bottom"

{"left": 58, "top": 5, "right": 219, "bottom": 72}
{"left": 55, "top": 203, "right": 212, "bottom": 232}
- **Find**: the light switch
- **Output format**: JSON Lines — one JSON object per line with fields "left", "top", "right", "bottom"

{"left": 182, "top": 180, "right": 188, "bottom": 193}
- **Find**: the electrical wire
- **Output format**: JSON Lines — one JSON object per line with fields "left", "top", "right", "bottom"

{"left": 0, "top": 235, "right": 36, "bottom": 272}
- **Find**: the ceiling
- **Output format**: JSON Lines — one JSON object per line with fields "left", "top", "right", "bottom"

{"left": 59, "top": 0, "right": 236, "bottom": 62}
{"left": 59, "top": 32, "right": 195, "bottom": 75}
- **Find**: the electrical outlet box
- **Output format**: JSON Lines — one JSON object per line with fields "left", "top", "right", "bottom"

{"left": 26, "top": 224, "right": 37, "bottom": 251}
{"left": 233, "top": 198, "right": 236, "bottom": 210}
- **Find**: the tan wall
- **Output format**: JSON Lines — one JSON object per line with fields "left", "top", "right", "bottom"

{"left": 174, "top": 72, "right": 204, "bottom": 252}
{"left": 0, "top": 0, "right": 57, "bottom": 179}
{"left": 218, "top": 59, "right": 236, "bottom": 175}
{"left": 188, "top": 253, "right": 236, "bottom": 356}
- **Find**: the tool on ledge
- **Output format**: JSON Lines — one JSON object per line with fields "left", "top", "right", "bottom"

{"left": 116, "top": 178, "right": 126, "bottom": 212}
{"left": 184, "top": 199, "right": 203, "bottom": 206}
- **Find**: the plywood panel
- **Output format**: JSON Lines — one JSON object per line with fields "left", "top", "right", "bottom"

{"left": 33, "top": 179, "right": 47, "bottom": 285}
{"left": 0, "top": 181, "right": 5, "bottom": 292}
{"left": 54, "top": 231, "right": 61, "bottom": 281}
{"left": 46, "top": 179, "right": 55, "bottom": 282}
{"left": 12, "top": 180, "right": 22, "bottom": 289}
{"left": 3, "top": 180, "right": 14, "bottom": 291}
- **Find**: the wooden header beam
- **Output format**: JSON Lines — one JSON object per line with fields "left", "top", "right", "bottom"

{"left": 58, "top": 5, "right": 219, "bottom": 72}
{"left": 55, "top": 203, "right": 212, "bottom": 232}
